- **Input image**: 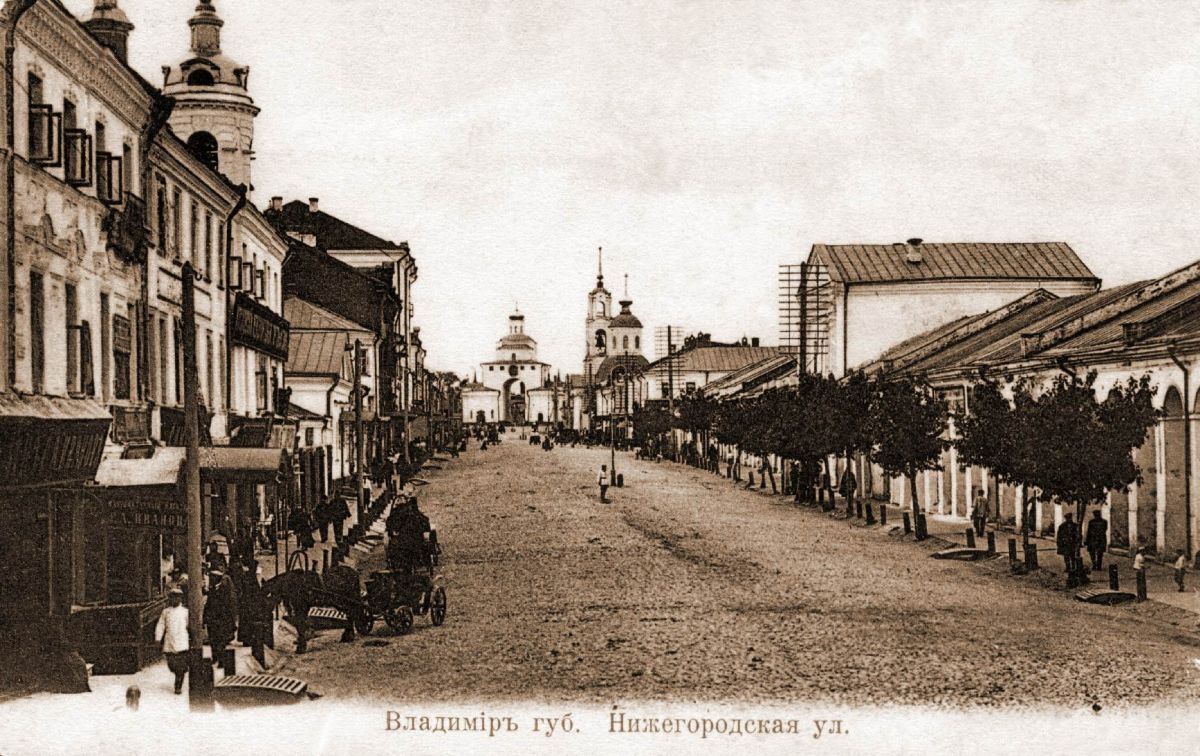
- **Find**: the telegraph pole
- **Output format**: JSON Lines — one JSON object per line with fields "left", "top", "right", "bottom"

{"left": 353, "top": 339, "right": 365, "bottom": 521}
{"left": 798, "top": 262, "right": 808, "bottom": 378}
{"left": 181, "top": 262, "right": 211, "bottom": 706}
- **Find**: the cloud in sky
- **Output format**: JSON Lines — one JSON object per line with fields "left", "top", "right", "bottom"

{"left": 65, "top": 0, "right": 1200, "bottom": 376}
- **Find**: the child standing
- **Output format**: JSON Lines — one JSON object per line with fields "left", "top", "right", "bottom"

{"left": 1174, "top": 549, "right": 1187, "bottom": 592}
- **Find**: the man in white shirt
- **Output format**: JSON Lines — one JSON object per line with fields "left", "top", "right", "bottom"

{"left": 598, "top": 465, "right": 610, "bottom": 503}
{"left": 155, "top": 588, "right": 190, "bottom": 694}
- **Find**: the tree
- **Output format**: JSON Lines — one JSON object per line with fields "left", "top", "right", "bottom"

{"left": 954, "top": 379, "right": 1014, "bottom": 520}
{"left": 868, "top": 378, "right": 950, "bottom": 522}
{"left": 632, "top": 405, "right": 672, "bottom": 445}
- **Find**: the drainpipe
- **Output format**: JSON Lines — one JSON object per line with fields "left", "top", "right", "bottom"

{"left": 1168, "top": 344, "right": 1193, "bottom": 559}
{"left": 1056, "top": 356, "right": 1077, "bottom": 379}
{"left": 3, "top": 0, "right": 36, "bottom": 390}
{"left": 138, "top": 96, "right": 174, "bottom": 403}
{"left": 222, "top": 184, "right": 247, "bottom": 419}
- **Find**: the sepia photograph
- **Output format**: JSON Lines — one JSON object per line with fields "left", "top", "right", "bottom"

{"left": 0, "top": 0, "right": 1198, "bottom": 753}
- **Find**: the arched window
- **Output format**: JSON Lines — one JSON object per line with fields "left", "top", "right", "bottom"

{"left": 594, "top": 330, "right": 606, "bottom": 350}
{"left": 635, "top": 335, "right": 640, "bottom": 349}
{"left": 186, "top": 131, "right": 219, "bottom": 172}
{"left": 187, "top": 68, "right": 215, "bottom": 86}
{"left": 623, "top": 336, "right": 629, "bottom": 349}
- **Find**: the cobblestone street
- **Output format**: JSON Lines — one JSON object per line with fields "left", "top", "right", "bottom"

{"left": 287, "top": 439, "right": 1200, "bottom": 708}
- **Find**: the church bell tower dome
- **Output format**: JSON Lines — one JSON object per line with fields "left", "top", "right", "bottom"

{"left": 161, "top": 1, "right": 260, "bottom": 192}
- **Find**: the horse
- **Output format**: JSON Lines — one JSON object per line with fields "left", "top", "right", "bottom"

{"left": 261, "top": 559, "right": 368, "bottom": 653}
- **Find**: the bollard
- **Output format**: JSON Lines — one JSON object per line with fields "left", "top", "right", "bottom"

{"left": 617, "top": 473, "right": 624, "bottom": 488}
{"left": 915, "top": 513, "right": 928, "bottom": 541}
{"left": 1135, "top": 569, "right": 1147, "bottom": 602}
{"left": 965, "top": 529, "right": 976, "bottom": 549}
{"left": 855, "top": 499, "right": 864, "bottom": 519}
{"left": 902, "top": 511, "right": 912, "bottom": 534}
{"left": 1008, "top": 537, "right": 1018, "bottom": 563}
{"left": 865, "top": 502, "right": 875, "bottom": 525}
{"left": 1108, "top": 564, "right": 1119, "bottom": 591}
{"left": 879, "top": 505, "right": 887, "bottom": 526}
{"left": 987, "top": 531, "right": 996, "bottom": 555}
{"left": 1024, "top": 543, "right": 1038, "bottom": 569}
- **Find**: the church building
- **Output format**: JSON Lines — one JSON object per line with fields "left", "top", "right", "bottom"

{"left": 462, "top": 309, "right": 550, "bottom": 425}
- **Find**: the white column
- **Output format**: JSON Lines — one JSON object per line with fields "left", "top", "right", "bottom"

{"left": 1156, "top": 423, "right": 1167, "bottom": 553}
{"left": 1053, "top": 501, "right": 1063, "bottom": 533}
{"left": 923, "top": 471, "right": 933, "bottom": 514}
{"left": 1102, "top": 493, "right": 1112, "bottom": 547}
{"left": 1015, "top": 484, "right": 1025, "bottom": 532}
{"left": 950, "top": 449, "right": 959, "bottom": 517}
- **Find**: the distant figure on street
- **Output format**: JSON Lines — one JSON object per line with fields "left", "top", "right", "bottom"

{"left": 314, "top": 497, "right": 333, "bottom": 543}
{"left": 330, "top": 496, "right": 351, "bottom": 544}
{"left": 598, "top": 464, "right": 610, "bottom": 503}
{"left": 1085, "top": 510, "right": 1108, "bottom": 571}
{"left": 1174, "top": 549, "right": 1188, "bottom": 592}
{"left": 204, "top": 567, "right": 238, "bottom": 661}
{"left": 1133, "top": 547, "right": 1148, "bottom": 601}
{"left": 790, "top": 462, "right": 801, "bottom": 504}
{"left": 165, "top": 566, "right": 189, "bottom": 599}
{"left": 1056, "top": 513, "right": 1082, "bottom": 585}
{"left": 289, "top": 507, "right": 315, "bottom": 550}
{"left": 971, "top": 488, "right": 988, "bottom": 536}
{"left": 839, "top": 464, "right": 858, "bottom": 516}
{"left": 155, "top": 588, "right": 190, "bottom": 694}
{"left": 760, "top": 457, "right": 776, "bottom": 493}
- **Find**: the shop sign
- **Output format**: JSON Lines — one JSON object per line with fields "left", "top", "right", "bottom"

{"left": 231, "top": 293, "right": 289, "bottom": 361}
{"left": 106, "top": 496, "right": 185, "bottom": 531}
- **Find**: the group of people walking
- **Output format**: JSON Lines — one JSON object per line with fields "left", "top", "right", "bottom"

{"left": 287, "top": 496, "right": 353, "bottom": 551}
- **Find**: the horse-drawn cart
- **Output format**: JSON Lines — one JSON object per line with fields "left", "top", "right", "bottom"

{"left": 364, "top": 570, "right": 447, "bottom": 634}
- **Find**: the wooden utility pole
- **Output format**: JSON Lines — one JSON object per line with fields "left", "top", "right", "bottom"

{"left": 798, "top": 262, "right": 808, "bottom": 377}
{"left": 181, "top": 262, "right": 210, "bottom": 703}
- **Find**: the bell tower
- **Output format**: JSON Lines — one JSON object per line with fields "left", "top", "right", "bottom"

{"left": 161, "top": 1, "right": 260, "bottom": 193}
{"left": 584, "top": 247, "right": 612, "bottom": 378}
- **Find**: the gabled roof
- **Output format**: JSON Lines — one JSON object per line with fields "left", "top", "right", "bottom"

{"left": 702, "top": 355, "right": 796, "bottom": 397}
{"left": 288, "top": 402, "right": 325, "bottom": 421}
{"left": 284, "top": 297, "right": 372, "bottom": 335}
{"left": 266, "top": 200, "right": 409, "bottom": 252}
{"left": 1042, "top": 279, "right": 1200, "bottom": 355}
{"left": 282, "top": 242, "right": 395, "bottom": 332}
{"left": 650, "top": 345, "right": 780, "bottom": 374}
{"left": 809, "top": 242, "right": 1097, "bottom": 285}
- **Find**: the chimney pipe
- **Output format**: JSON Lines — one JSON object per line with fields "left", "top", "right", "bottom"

{"left": 308, "top": 198, "right": 319, "bottom": 213}
{"left": 270, "top": 196, "right": 282, "bottom": 211}
{"left": 906, "top": 238, "right": 923, "bottom": 247}
{"left": 751, "top": 337, "right": 760, "bottom": 347}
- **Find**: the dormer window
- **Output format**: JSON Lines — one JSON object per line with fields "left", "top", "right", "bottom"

{"left": 186, "top": 68, "right": 215, "bottom": 86}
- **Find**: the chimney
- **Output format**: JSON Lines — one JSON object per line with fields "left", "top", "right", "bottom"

{"left": 308, "top": 198, "right": 319, "bottom": 213}
{"left": 904, "top": 238, "right": 923, "bottom": 264}
{"left": 86, "top": 1, "right": 135, "bottom": 65}
{"left": 751, "top": 337, "right": 760, "bottom": 347}
{"left": 270, "top": 196, "right": 282, "bottom": 212}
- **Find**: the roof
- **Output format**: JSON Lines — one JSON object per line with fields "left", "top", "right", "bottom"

{"left": 810, "top": 242, "right": 1097, "bottom": 285}
{"left": 658, "top": 345, "right": 781, "bottom": 374}
{"left": 282, "top": 242, "right": 396, "bottom": 332}
{"left": 287, "top": 403, "right": 325, "bottom": 421}
{"left": 267, "top": 200, "right": 408, "bottom": 252}
{"left": 0, "top": 394, "right": 110, "bottom": 422}
{"left": 1042, "top": 279, "right": 1200, "bottom": 355}
{"left": 287, "top": 331, "right": 349, "bottom": 376}
{"left": 595, "top": 354, "right": 651, "bottom": 384}
{"left": 702, "top": 355, "right": 796, "bottom": 396}
{"left": 609, "top": 300, "right": 643, "bottom": 328}
{"left": 284, "top": 297, "right": 372, "bottom": 335}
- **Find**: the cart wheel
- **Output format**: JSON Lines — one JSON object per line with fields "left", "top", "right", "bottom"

{"left": 385, "top": 605, "right": 414, "bottom": 634}
{"left": 430, "top": 587, "right": 447, "bottom": 626}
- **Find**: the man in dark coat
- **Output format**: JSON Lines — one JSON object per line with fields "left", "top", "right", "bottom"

{"left": 1056, "top": 513, "right": 1082, "bottom": 583}
{"left": 839, "top": 465, "right": 858, "bottom": 516}
{"left": 330, "top": 496, "right": 351, "bottom": 545}
{"left": 289, "top": 507, "right": 315, "bottom": 550}
{"left": 1085, "top": 509, "right": 1108, "bottom": 571}
{"left": 789, "top": 462, "right": 801, "bottom": 504}
{"left": 314, "top": 497, "right": 333, "bottom": 543}
{"left": 203, "top": 568, "right": 238, "bottom": 660}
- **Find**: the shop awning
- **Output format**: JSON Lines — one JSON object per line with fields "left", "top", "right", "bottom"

{"left": 96, "top": 448, "right": 185, "bottom": 488}
{"left": 199, "top": 447, "right": 291, "bottom": 483}
{"left": 0, "top": 394, "right": 110, "bottom": 422}
{"left": 0, "top": 395, "right": 111, "bottom": 487}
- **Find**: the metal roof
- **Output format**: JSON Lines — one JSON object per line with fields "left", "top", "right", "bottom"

{"left": 1042, "top": 279, "right": 1200, "bottom": 354}
{"left": 284, "top": 297, "right": 372, "bottom": 335}
{"left": 810, "top": 242, "right": 1097, "bottom": 285}
{"left": 287, "top": 331, "right": 350, "bottom": 376}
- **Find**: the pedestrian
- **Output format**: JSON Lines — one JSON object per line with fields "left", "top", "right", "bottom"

{"left": 330, "top": 495, "right": 351, "bottom": 545}
{"left": 1174, "top": 549, "right": 1187, "bottom": 592}
{"left": 289, "top": 507, "right": 315, "bottom": 550}
{"left": 155, "top": 588, "right": 190, "bottom": 694}
{"left": 839, "top": 464, "right": 858, "bottom": 516}
{"left": 1084, "top": 509, "right": 1108, "bottom": 571}
{"left": 971, "top": 488, "right": 988, "bottom": 536}
{"left": 1133, "top": 547, "right": 1148, "bottom": 601}
{"left": 204, "top": 567, "right": 238, "bottom": 662}
{"left": 598, "top": 464, "right": 610, "bottom": 503}
{"left": 314, "top": 497, "right": 332, "bottom": 544}
{"left": 790, "top": 462, "right": 801, "bottom": 504}
{"left": 1056, "top": 513, "right": 1081, "bottom": 585}
{"left": 165, "top": 566, "right": 190, "bottom": 599}
{"left": 726, "top": 455, "right": 734, "bottom": 480}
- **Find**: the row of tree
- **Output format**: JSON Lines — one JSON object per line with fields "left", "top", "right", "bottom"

{"left": 635, "top": 370, "right": 1160, "bottom": 523}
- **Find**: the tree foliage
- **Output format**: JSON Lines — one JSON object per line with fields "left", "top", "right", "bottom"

{"left": 868, "top": 378, "right": 950, "bottom": 514}
{"left": 632, "top": 405, "right": 673, "bottom": 443}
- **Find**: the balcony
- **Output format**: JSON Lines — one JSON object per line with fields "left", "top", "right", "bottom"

{"left": 101, "top": 193, "right": 148, "bottom": 265}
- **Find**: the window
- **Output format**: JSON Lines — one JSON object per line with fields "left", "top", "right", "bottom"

{"left": 205, "top": 331, "right": 214, "bottom": 409}
{"left": 204, "top": 211, "right": 213, "bottom": 279}
{"left": 173, "top": 318, "right": 183, "bottom": 404}
{"left": 622, "top": 335, "right": 629, "bottom": 350}
{"left": 217, "top": 336, "right": 225, "bottom": 410}
{"left": 27, "top": 73, "right": 60, "bottom": 165}
{"left": 635, "top": 335, "right": 640, "bottom": 350}
{"left": 94, "top": 123, "right": 122, "bottom": 204}
{"left": 113, "top": 312, "right": 131, "bottom": 401}
{"left": 305, "top": 427, "right": 315, "bottom": 447}
{"left": 661, "top": 381, "right": 670, "bottom": 396}
{"left": 186, "top": 68, "right": 215, "bottom": 87}
{"left": 157, "top": 316, "right": 167, "bottom": 404}
{"left": 186, "top": 130, "right": 218, "bottom": 171}
{"left": 99, "top": 293, "right": 110, "bottom": 401}
{"left": 171, "top": 187, "right": 182, "bottom": 258}
{"left": 122, "top": 143, "right": 133, "bottom": 197}
{"left": 217, "top": 222, "right": 225, "bottom": 287}
{"left": 65, "top": 283, "right": 78, "bottom": 393}
{"left": 255, "top": 354, "right": 268, "bottom": 412}
{"left": 189, "top": 200, "right": 199, "bottom": 268}
{"left": 594, "top": 330, "right": 606, "bottom": 351}
{"left": 29, "top": 272, "right": 44, "bottom": 393}
{"left": 63, "top": 100, "right": 92, "bottom": 187}
{"left": 155, "top": 176, "right": 168, "bottom": 253}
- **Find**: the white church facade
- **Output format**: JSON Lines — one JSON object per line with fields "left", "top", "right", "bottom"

{"left": 461, "top": 310, "right": 550, "bottom": 425}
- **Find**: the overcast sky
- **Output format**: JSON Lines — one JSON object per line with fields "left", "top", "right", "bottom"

{"left": 64, "top": 0, "right": 1200, "bottom": 376}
